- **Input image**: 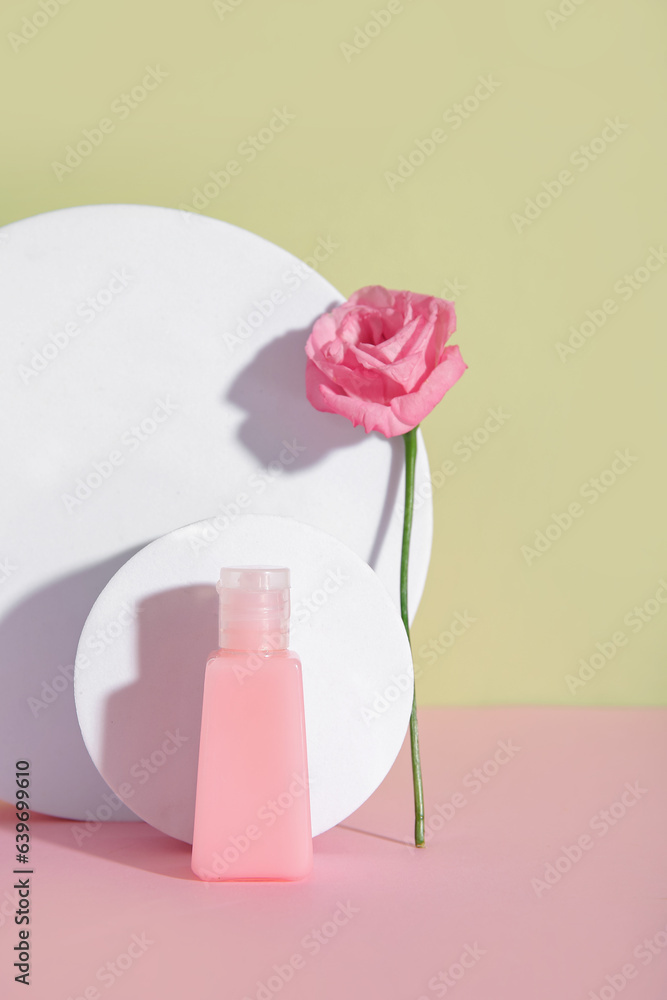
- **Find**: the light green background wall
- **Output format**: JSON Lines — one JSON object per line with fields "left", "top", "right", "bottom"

{"left": 2, "top": 0, "right": 664, "bottom": 705}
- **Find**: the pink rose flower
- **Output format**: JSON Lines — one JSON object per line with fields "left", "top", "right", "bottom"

{"left": 305, "top": 285, "right": 467, "bottom": 437}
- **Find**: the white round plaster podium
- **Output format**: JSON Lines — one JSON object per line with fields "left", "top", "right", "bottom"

{"left": 0, "top": 204, "right": 432, "bottom": 821}
{"left": 74, "top": 514, "right": 416, "bottom": 841}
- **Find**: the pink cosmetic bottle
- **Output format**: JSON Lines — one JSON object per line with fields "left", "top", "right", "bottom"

{"left": 191, "top": 567, "right": 312, "bottom": 881}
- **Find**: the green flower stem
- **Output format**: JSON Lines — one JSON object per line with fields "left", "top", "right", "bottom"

{"left": 401, "top": 426, "right": 425, "bottom": 847}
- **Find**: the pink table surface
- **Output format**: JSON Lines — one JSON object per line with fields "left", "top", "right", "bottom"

{"left": 1, "top": 707, "right": 666, "bottom": 1000}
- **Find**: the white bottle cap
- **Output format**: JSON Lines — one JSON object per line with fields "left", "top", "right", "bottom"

{"left": 217, "top": 566, "right": 290, "bottom": 650}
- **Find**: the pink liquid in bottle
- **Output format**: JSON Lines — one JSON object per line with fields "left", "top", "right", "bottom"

{"left": 191, "top": 567, "right": 312, "bottom": 881}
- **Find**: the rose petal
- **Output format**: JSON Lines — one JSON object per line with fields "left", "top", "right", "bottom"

{"left": 357, "top": 316, "right": 423, "bottom": 363}
{"left": 307, "top": 366, "right": 416, "bottom": 437}
{"left": 389, "top": 345, "right": 467, "bottom": 427}
{"left": 347, "top": 286, "right": 396, "bottom": 310}
{"left": 305, "top": 313, "right": 339, "bottom": 357}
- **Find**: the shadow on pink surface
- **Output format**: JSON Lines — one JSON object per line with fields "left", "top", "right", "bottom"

{"left": 0, "top": 802, "right": 194, "bottom": 880}
{"left": 0, "top": 806, "right": 412, "bottom": 883}
{"left": 1, "top": 707, "right": 666, "bottom": 1000}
